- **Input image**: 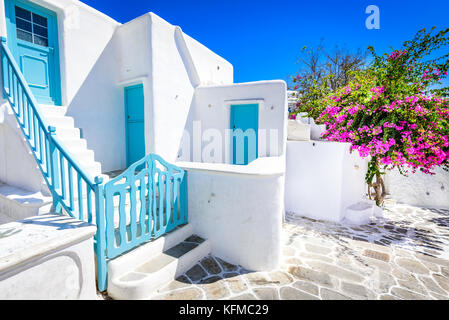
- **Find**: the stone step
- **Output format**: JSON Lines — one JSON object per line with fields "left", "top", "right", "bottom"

{"left": 45, "top": 116, "right": 75, "bottom": 129}
{"left": 58, "top": 138, "right": 88, "bottom": 150}
{"left": 0, "top": 182, "right": 53, "bottom": 224}
{"left": 70, "top": 148, "right": 95, "bottom": 164}
{"left": 55, "top": 127, "right": 81, "bottom": 141}
{"left": 37, "top": 104, "right": 103, "bottom": 178}
{"left": 38, "top": 105, "right": 67, "bottom": 118}
{"left": 107, "top": 224, "right": 211, "bottom": 300}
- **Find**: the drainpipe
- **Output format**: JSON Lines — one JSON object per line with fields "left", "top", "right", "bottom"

{"left": 174, "top": 26, "right": 201, "bottom": 88}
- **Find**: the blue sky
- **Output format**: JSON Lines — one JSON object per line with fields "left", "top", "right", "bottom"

{"left": 81, "top": 0, "right": 449, "bottom": 85}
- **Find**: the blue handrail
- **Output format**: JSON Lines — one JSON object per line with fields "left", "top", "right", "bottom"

{"left": 1, "top": 37, "right": 187, "bottom": 293}
{"left": 1, "top": 37, "right": 107, "bottom": 291}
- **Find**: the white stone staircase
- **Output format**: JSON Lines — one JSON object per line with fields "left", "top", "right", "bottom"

{"left": 0, "top": 103, "right": 110, "bottom": 224}
{"left": 39, "top": 104, "right": 105, "bottom": 181}
{"left": 107, "top": 224, "right": 211, "bottom": 300}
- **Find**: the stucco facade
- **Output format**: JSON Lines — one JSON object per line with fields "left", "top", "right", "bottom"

{"left": 0, "top": 0, "right": 288, "bottom": 297}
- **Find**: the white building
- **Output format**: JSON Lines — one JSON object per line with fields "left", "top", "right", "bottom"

{"left": 0, "top": 0, "right": 287, "bottom": 299}
{"left": 2, "top": 0, "right": 444, "bottom": 301}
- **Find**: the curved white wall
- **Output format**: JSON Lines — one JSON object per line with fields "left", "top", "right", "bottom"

{"left": 178, "top": 159, "right": 284, "bottom": 271}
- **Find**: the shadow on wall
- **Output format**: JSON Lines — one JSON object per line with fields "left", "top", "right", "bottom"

{"left": 177, "top": 96, "right": 196, "bottom": 163}
{"left": 66, "top": 35, "right": 126, "bottom": 173}
{"left": 174, "top": 27, "right": 201, "bottom": 88}
{"left": 172, "top": 28, "right": 200, "bottom": 164}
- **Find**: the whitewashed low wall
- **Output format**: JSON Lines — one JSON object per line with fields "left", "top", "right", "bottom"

{"left": 177, "top": 157, "right": 285, "bottom": 271}
{"left": 385, "top": 167, "right": 449, "bottom": 209}
{"left": 0, "top": 214, "right": 97, "bottom": 300}
{"left": 285, "top": 141, "right": 368, "bottom": 222}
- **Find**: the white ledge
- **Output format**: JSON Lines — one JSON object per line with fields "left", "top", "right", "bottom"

{"left": 196, "top": 79, "right": 287, "bottom": 90}
{"left": 0, "top": 183, "right": 52, "bottom": 207}
{"left": 176, "top": 156, "right": 285, "bottom": 177}
{"left": 0, "top": 214, "right": 97, "bottom": 273}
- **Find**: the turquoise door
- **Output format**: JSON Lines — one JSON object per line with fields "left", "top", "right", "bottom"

{"left": 4, "top": 0, "right": 61, "bottom": 105}
{"left": 230, "top": 104, "right": 259, "bottom": 165}
{"left": 125, "top": 84, "right": 146, "bottom": 167}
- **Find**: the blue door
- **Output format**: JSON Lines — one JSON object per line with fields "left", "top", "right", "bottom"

{"left": 4, "top": 0, "right": 61, "bottom": 105}
{"left": 230, "top": 104, "right": 259, "bottom": 165}
{"left": 125, "top": 84, "right": 146, "bottom": 167}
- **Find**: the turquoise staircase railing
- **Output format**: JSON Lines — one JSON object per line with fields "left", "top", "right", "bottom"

{"left": 0, "top": 37, "right": 188, "bottom": 292}
{"left": 0, "top": 37, "right": 107, "bottom": 291}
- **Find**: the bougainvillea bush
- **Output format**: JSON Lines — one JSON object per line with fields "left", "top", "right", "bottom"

{"left": 293, "top": 28, "right": 449, "bottom": 205}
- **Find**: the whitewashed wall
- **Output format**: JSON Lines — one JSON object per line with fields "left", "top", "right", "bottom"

{"left": 64, "top": 21, "right": 124, "bottom": 173}
{"left": 385, "top": 168, "right": 449, "bottom": 208}
{"left": 0, "top": 103, "right": 48, "bottom": 193}
{"left": 149, "top": 14, "right": 233, "bottom": 163}
{"left": 183, "top": 32, "right": 233, "bottom": 86}
{"left": 53, "top": 0, "right": 124, "bottom": 173}
{"left": 0, "top": 0, "right": 124, "bottom": 173}
{"left": 180, "top": 81, "right": 288, "bottom": 164}
{"left": 1, "top": 3, "right": 235, "bottom": 174}
{"left": 0, "top": 0, "right": 120, "bottom": 104}
{"left": 113, "top": 13, "right": 234, "bottom": 167}
{"left": 178, "top": 159, "right": 285, "bottom": 271}
{"left": 285, "top": 141, "right": 369, "bottom": 222}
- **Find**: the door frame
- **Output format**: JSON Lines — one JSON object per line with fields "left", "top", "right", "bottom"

{"left": 124, "top": 83, "right": 146, "bottom": 168}
{"left": 3, "top": 0, "right": 62, "bottom": 105}
{"left": 229, "top": 101, "right": 260, "bottom": 165}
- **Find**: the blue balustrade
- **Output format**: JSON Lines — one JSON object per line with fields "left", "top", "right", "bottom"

{"left": 1, "top": 37, "right": 108, "bottom": 291}
{"left": 1, "top": 37, "right": 188, "bottom": 293}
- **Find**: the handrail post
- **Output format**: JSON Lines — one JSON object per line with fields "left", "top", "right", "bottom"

{"left": 181, "top": 172, "right": 188, "bottom": 224}
{"left": 94, "top": 176, "right": 107, "bottom": 292}
{"left": 1, "top": 37, "right": 7, "bottom": 100}
{"left": 48, "top": 126, "right": 60, "bottom": 189}
{"left": 48, "top": 126, "right": 61, "bottom": 212}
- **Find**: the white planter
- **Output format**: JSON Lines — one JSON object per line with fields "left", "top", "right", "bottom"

{"left": 287, "top": 119, "right": 310, "bottom": 141}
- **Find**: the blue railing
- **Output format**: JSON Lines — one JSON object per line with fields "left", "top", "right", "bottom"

{"left": 1, "top": 37, "right": 188, "bottom": 292}
{"left": 104, "top": 154, "right": 188, "bottom": 260}
{"left": 0, "top": 37, "right": 107, "bottom": 290}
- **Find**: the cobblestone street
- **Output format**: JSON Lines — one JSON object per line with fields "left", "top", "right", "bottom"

{"left": 150, "top": 201, "right": 449, "bottom": 300}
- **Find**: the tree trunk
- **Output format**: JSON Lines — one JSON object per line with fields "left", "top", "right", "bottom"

{"left": 368, "top": 171, "right": 386, "bottom": 206}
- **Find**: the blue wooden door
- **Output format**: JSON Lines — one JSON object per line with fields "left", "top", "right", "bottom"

{"left": 4, "top": 0, "right": 61, "bottom": 105}
{"left": 231, "top": 104, "right": 259, "bottom": 165}
{"left": 125, "top": 84, "right": 146, "bottom": 167}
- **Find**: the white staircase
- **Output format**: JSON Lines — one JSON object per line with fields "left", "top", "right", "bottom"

{"left": 39, "top": 104, "right": 106, "bottom": 181}
{"left": 107, "top": 224, "right": 211, "bottom": 300}
{"left": 0, "top": 104, "right": 109, "bottom": 224}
